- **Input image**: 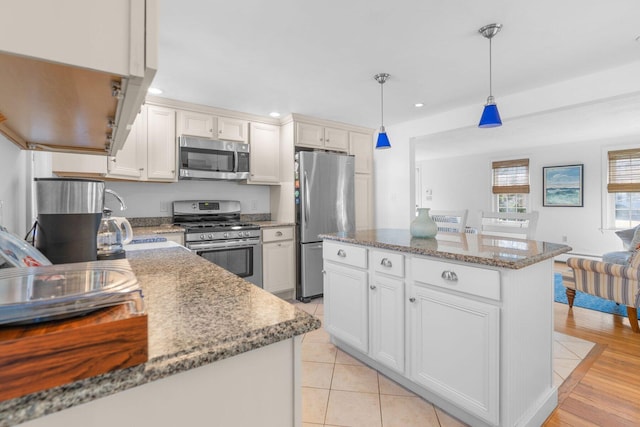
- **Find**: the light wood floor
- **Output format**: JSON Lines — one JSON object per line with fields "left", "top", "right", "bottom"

{"left": 545, "top": 263, "right": 640, "bottom": 425}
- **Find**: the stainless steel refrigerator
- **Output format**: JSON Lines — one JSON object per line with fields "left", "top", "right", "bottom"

{"left": 295, "top": 150, "right": 355, "bottom": 302}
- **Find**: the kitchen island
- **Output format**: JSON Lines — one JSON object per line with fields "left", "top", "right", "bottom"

{"left": 0, "top": 245, "right": 319, "bottom": 427}
{"left": 321, "top": 229, "right": 570, "bottom": 427}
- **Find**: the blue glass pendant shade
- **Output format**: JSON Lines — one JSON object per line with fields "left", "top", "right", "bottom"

{"left": 478, "top": 102, "right": 502, "bottom": 128}
{"left": 376, "top": 127, "right": 391, "bottom": 149}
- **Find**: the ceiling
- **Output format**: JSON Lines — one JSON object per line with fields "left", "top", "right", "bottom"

{"left": 153, "top": 0, "right": 640, "bottom": 150}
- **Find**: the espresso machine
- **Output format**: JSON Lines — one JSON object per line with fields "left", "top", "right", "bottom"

{"left": 34, "top": 178, "right": 105, "bottom": 264}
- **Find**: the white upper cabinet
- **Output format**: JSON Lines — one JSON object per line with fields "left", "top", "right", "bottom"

{"left": 0, "top": 0, "right": 157, "bottom": 155}
{"left": 145, "top": 105, "right": 177, "bottom": 181}
{"left": 109, "top": 105, "right": 177, "bottom": 182}
{"left": 176, "top": 111, "right": 217, "bottom": 138}
{"left": 217, "top": 117, "right": 249, "bottom": 143}
{"left": 349, "top": 131, "right": 373, "bottom": 174}
{"left": 247, "top": 122, "right": 280, "bottom": 184}
{"left": 176, "top": 111, "right": 248, "bottom": 143}
{"left": 108, "top": 111, "right": 147, "bottom": 180}
{"left": 295, "top": 122, "right": 348, "bottom": 152}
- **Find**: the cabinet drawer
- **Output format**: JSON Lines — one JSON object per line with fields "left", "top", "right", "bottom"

{"left": 262, "top": 227, "right": 293, "bottom": 243}
{"left": 411, "top": 257, "right": 500, "bottom": 301}
{"left": 323, "top": 241, "right": 367, "bottom": 269}
{"left": 371, "top": 250, "right": 404, "bottom": 278}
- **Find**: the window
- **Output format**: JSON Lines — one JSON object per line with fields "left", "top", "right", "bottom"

{"left": 492, "top": 159, "right": 530, "bottom": 213}
{"left": 608, "top": 149, "right": 640, "bottom": 228}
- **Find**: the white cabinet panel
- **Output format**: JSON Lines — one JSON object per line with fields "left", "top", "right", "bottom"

{"left": 324, "top": 262, "right": 369, "bottom": 353}
{"left": 248, "top": 122, "right": 280, "bottom": 184}
{"left": 176, "top": 110, "right": 216, "bottom": 138}
{"left": 218, "top": 117, "right": 248, "bottom": 142}
{"left": 324, "top": 127, "right": 348, "bottom": 152}
{"left": 295, "top": 122, "right": 324, "bottom": 149}
{"left": 108, "top": 111, "right": 146, "bottom": 179}
{"left": 323, "top": 241, "right": 367, "bottom": 269}
{"left": 146, "top": 105, "right": 177, "bottom": 181}
{"left": 349, "top": 131, "right": 373, "bottom": 174}
{"left": 370, "top": 274, "right": 404, "bottom": 373}
{"left": 409, "top": 285, "right": 499, "bottom": 425}
{"left": 355, "top": 174, "right": 373, "bottom": 230}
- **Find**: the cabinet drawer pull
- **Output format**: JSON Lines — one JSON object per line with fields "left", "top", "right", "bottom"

{"left": 275, "top": 231, "right": 283, "bottom": 236}
{"left": 441, "top": 271, "right": 458, "bottom": 282}
{"left": 409, "top": 297, "right": 416, "bottom": 303}
{"left": 337, "top": 249, "right": 346, "bottom": 258}
{"left": 380, "top": 258, "right": 392, "bottom": 268}
{"left": 369, "top": 285, "right": 376, "bottom": 290}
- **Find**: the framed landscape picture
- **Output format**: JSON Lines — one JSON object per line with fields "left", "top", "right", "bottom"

{"left": 543, "top": 164, "right": 584, "bottom": 207}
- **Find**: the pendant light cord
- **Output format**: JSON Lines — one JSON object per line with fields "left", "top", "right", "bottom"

{"left": 380, "top": 81, "right": 385, "bottom": 128}
{"left": 488, "top": 37, "right": 493, "bottom": 98}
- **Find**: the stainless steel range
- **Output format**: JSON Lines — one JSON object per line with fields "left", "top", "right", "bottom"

{"left": 173, "top": 200, "right": 262, "bottom": 287}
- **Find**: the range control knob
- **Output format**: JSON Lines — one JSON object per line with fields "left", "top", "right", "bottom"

{"left": 200, "top": 234, "right": 205, "bottom": 240}
{"left": 208, "top": 234, "right": 213, "bottom": 239}
{"left": 223, "top": 232, "right": 229, "bottom": 238}
{"left": 244, "top": 231, "right": 251, "bottom": 237}
{"left": 238, "top": 232, "right": 243, "bottom": 237}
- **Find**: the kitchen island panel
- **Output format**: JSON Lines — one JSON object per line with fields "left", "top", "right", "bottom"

{"left": 19, "top": 337, "right": 301, "bottom": 427}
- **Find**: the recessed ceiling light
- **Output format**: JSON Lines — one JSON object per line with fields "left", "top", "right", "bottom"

{"left": 414, "top": 103, "right": 424, "bottom": 108}
{"left": 147, "top": 87, "right": 163, "bottom": 95}
{"left": 269, "top": 112, "right": 281, "bottom": 118}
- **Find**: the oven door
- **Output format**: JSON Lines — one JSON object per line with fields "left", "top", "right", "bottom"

{"left": 188, "top": 239, "right": 262, "bottom": 288}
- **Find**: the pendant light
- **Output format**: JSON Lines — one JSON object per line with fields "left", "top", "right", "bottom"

{"left": 374, "top": 73, "right": 391, "bottom": 149}
{"left": 478, "top": 23, "right": 503, "bottom": 128}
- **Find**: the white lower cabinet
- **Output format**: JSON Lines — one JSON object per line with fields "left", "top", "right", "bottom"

{"left": 408, "top": 284, "right": 500, "bottom": 425}
{"left": 262, "top": 227, "right": 295, "bottom": 294}
{"left": 369, "top": 273, "right": 404, "bottom": 373}
{"left": 324, "top": 262, "right": 369, "bottom": 353}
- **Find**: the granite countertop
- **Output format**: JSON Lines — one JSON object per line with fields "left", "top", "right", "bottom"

{"left": 132, "top": 224, "right": 185, "bottom": 235}
{"left": 321, "top": 228, "right": 571, "bottom": 269}
{"left": 0, "top": 247, "right": 319, "bottom": 426}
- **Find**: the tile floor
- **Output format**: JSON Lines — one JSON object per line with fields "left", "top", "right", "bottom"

{"left": 292, "top": 298, "right": 595, "bottom": 427}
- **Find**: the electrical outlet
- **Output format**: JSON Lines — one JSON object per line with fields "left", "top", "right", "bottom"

{"left": 160, "top": 201, "right": 168, "bottom": 213}
{"left": 251, "top": 200, "right": 258, "bottom": 212}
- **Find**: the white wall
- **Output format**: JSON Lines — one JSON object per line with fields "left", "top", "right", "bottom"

{"left": 416, "top": 137, "right": 633, "bottom": 256}
{"left": 0, "top": 136, "right": 29, "bottom": 235}
{"left": 105, "top": 181, "right": 270, "bottom": 218}
{"left": 375, "top": 61, "right": 640, "bottom": 238}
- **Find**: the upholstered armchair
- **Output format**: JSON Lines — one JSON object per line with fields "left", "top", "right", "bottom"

{"left": 603, "top": 225, "right": 640, "bottom": 265}
{"left": 565, "top": 257, "right": 640, "bottom": 333}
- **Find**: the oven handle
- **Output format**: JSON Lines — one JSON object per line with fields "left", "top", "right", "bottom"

{"left": 188, "top": 239, "right": 260, "bottom": 251}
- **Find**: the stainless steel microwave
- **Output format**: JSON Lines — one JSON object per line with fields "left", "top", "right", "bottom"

{"left": 178, "top": 136, "right": 250, "bottom": 180}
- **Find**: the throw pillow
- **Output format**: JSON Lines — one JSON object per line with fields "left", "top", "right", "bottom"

{"left": 615, "top": 225, "right": 640, "bottom": 250}
{"left": 629, "top": 226, "right": 640, "bottom": 252}
{"left": 629, "top": 244, "right": 640, "bottom": 268}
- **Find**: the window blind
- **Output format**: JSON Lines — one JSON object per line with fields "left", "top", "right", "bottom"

{"left": 608, "top": 149, "right": 640, "bottom": 193}
{"left": 492, "top": 159, "right": 530, "bottom": 194}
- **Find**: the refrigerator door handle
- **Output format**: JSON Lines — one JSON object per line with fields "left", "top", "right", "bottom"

{"left": 304, "top": 171, "right": 310, "bottom": 226}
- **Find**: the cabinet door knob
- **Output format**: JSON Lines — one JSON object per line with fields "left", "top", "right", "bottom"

{"left": 337, "top": 249, "right": 346, "bottom": 257}
{"left": 441, "top": 271, "right": 459, "bottom": 282}
{"left": 409, "top": 297, "right": 416, "bottom": 303}
{"left": 380, "top": 258, "right": 392, "bottom": 268}
{"left": 369, "top": 285, "right": 376, "bottom": 290}
{"left": 275, "top": 231, "right": 283, "bottom": 236}
{"left": 139, "top": 168, "right": 144, "bottom": 171}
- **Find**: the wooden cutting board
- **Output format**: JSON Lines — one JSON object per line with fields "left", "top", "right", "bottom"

{"left": 0, "top": 294, "right": 148, "bottom": 402}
